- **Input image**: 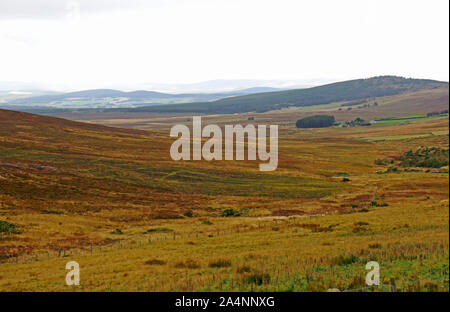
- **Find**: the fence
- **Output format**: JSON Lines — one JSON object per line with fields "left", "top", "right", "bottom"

{"left": 1, "top": 217, "right": 449, "bottom": 292}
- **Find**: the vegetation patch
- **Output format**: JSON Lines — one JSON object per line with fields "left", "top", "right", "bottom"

{"left": 331, "top": 254, "right": 360, "bottom": 266}
{"left": 145, "top": 259, "right": 166, "bottom": 265}
{"left": 174, "top": 260, "right": 201, "bottom": 269}
{"left": 242, "top": 272, "right": 271, "bottom": 286}
{"left": 0, "top": 221, "right": 20, "bottom": 234}
{"left": 221, "top": 209, "right": 241, "bottom": 217}
{"left": 296, "top": 115, "right": 335, "bottom": 128}
{"left": 399, "top": 147, "right": 449, "bottom": 168}
{"left": 297, "top": 223, "right": 337, "bottom": 233}
{"left": 209, "top": 259, "right": 232, "bottom": 268}
{"left": 370, "top": 201, "right": 389, "bottom": 207}
{"left": 236, "top": 265, "right": 252, "bottom": 274}
{"left": 43, "top": 209, "right": 64, "bottom": 215}
{"left": 145, "top": 227, "right": 173, "bottom": 233}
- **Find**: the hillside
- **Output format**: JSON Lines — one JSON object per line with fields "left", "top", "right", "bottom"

{"left": 0, "top": 107, "right": 448, "bottom": 291}
{"left": 113, "top": 76, "right": 448, "bottom": 114}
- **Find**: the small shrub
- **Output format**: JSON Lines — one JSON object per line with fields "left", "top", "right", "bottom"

{"left": 242, "top": 272, "right": 271, "bottom": 286}
{"left": 368, "top": 243, "right": 382, "bottom": 249}
{"left": 221, "top": 209, "right": 241, "bottom": 217}
{"left": 371, "top": 201, "right": 389, "bottom": 207}
{"left": 174, "top": 260, "right": 200, "bottom": 269}
{"left": 422, "top": 282, "right": 440, "bottom": 292}
{"left": 342, "top": 178, "right": 351, "bottom": 182}
{"left": 145, "top": 227, "right": 173, "bottom": 233}
{"left": 0, "top": 221, "right": 20, "bottom": 234}
{"left": 110, "top": 228, "right": 123, "bottom": 235}
{"left": 202, "top": 220, "right": 213, "bottom": 225}
{"left": 209, "top": 259, "right": 232, "bottom": 268}
{"left": 183, "top": 210, "right": 194, "bottom": 218}
{"left": 43, "top": 209, "right": 64, "bottom": 215}
{"left": 331, "top": 254, "right": 360, "bottom": 266}
{"left": 236, "top": 266, "right": 252, "bottom": 274}
{"left": 354, "top": 221, "right": 369, "bottom": 226}
{"left": 145, "top": 259, "right": 166, "bottom": 265}
{"left": 352, "top": 226, "right": 366, "bottom": 233}
{"left": 387, "top": 166, "right": 399, "bottom": 173}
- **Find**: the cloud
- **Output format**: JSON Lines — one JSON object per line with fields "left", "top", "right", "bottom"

{"left": 0, "top": 0, "right": 164, "bottom": 20}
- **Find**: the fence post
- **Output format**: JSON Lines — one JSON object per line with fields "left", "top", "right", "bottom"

{"left": 390, "top": 278, "right": 397, "bottom": 292}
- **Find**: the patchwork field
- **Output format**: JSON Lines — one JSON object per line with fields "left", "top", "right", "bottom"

{"left": 0, "top": 100, "right": 448, "bottom": 291}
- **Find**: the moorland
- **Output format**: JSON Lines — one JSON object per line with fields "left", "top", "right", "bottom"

{"left": 0, "top": 76, "right": 448, "bottom": 291}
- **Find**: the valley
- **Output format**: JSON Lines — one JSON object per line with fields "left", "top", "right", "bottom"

{"left": 0, "top": 77, "right": 448, "bottom": 292}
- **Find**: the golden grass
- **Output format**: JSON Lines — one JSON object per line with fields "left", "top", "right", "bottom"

{"left": 0, "top": 108, "right": 448, "bottom": 291}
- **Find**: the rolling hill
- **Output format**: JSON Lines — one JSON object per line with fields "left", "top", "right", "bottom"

{"left": 111, "top": 76, "right": 448, "bottom": 114}
{"left": 3, "top": 87, "right": 283, "bottom": 109}
{"left": 0, "top": 106, "right": 448, "bottom": 291}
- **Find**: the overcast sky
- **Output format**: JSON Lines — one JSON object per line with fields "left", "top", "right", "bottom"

{"left": 0, "top": 0, "right": 448, "bottom": 90}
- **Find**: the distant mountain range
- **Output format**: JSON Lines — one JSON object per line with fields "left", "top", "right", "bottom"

{"left": 1, "top": 86, "right": 284, "bottom": 109}
{"left": 118, "top": 79, "right": 323, "bottom": 93}
{"left": 1, "top": 76, "right": 448, "bottom": 115}
{"left": 110, "top": 76, "right": 448, "bottom": 114}
{"left": 0, "top": 78, "right": 325, "bottom": 94}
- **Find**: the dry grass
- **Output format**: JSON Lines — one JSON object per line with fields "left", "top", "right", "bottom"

{"left": 0, "top": 105, "right": 448, "bottom": 291}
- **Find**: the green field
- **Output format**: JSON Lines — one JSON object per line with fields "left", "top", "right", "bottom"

{"left": 374, "top": 114, "right": 449, "bottom": 126}
{"left": 360, "top": 130, "right": 449, "bottom": 142}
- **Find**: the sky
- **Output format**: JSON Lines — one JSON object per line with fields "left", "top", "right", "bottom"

{"left": 0, "top": 0, "right": 449, "bottom": 91}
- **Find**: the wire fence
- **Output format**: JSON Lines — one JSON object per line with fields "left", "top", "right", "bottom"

{"left": 1, "top": 218, "right": 449, "bottom": 292}
{"left": 340, "top": 276, "right": 449, "bottom": 292}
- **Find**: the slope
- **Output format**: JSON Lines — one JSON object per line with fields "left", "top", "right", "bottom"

{"left": 114, "top": 76, "right": 448, "bottom": 114}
